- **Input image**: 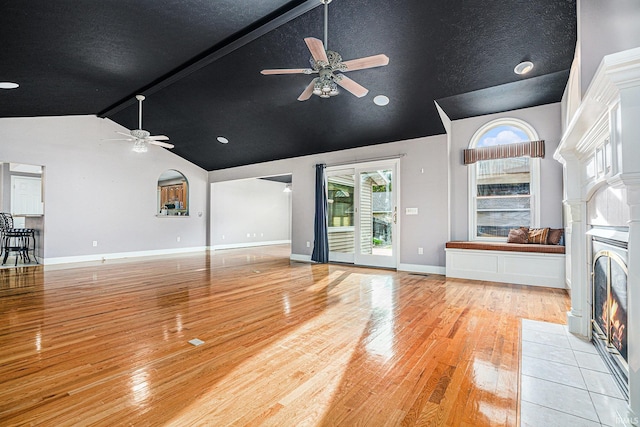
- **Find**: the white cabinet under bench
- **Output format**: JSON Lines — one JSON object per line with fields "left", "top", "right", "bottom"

{"left": 445, "top": 241, "right": 566, "bottom": 288}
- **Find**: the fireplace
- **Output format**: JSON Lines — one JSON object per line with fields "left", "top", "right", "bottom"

{"left": 555, "top": 47, "right": 640, "bottom": 423}
{"left": 591, "top": 230, "right": 629, "bottom": 399}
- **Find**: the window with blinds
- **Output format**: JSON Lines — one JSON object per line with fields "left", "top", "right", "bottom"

{"left": 467, "top": 119, "right": 542, "bottom": 240}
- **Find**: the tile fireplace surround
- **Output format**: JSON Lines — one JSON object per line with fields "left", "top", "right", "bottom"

{"left": 554, "top": 47, "right": 640, "bottom": 425}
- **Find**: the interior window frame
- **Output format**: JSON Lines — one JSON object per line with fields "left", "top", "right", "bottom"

{"left": 467, "top": 118, "right": 541, "bottom": 241}
{"left": 157, "top": 169, "right": 190, "bottom": 217}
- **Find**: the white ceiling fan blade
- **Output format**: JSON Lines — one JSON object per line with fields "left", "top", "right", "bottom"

{"left": 148, "top": 135, "right": 170, "bottom": 141}
{"left": 335, "top": 74, "right": 369, "bottom": 98}
{"left": 104, "top": 138, "right": 134, "bottom": 141}
{"left": 148, "top": 140, "right": 175, "bottom": 149}
{"left": 116, "top": 131, "right": 133, "bottom": 137}
{"left": 261, "top": 68, "right": 314, "bottom": 75}
{"left": 297, "top": 79, "right": 317, "bottom": 101}
{"left": 304, "top": 37, "right": 329, "bottom": 64}
{"left": 342, "top": 54, "right": 390, "bottom": 72}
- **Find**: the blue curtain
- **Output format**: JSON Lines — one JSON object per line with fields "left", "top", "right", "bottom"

{"left": 311, "top": 163, "right": 329, "bottom": 263}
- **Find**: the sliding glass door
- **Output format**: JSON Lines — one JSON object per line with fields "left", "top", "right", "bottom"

{"left": 327, "top": 160, "right": 398, "bottom": 269}
{"left": 356, "top": 166, "right": 396, "bottom": 268}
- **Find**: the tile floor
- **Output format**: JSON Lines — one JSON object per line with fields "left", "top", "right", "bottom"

{"left": 520, "top": 319, "right": 632, "bottom": 426}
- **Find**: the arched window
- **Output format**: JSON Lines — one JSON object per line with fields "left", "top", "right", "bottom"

{"left": 468, "top": 118, "right": 540, "bottom": 240}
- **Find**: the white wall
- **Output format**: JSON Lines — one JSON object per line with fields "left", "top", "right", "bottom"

{"left": 0, "top": 115, "right": 208, "bottom": 261}
{"left": 448, "top": 103, "right": 565, "bottom": 241}
{"left": 209, "top": 134, "right": 449, "bottom": 270}
{"left": 211, "top": 178, "right": 291, "bottom": 248}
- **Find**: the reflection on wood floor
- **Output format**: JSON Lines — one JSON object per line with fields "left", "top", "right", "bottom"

{"left": 0, "top": 245, "right": 569, "bottom": 426}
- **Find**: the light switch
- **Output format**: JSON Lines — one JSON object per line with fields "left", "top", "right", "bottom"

{"left": 405, "top": 208, "right": 418, "bottom": 215}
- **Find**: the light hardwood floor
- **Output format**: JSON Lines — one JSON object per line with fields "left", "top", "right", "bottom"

{"left": 0, "top": 245, "right": 569, "bottom": 426}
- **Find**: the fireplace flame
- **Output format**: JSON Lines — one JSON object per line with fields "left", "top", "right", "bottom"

{"left": 602, "top": 298, "right": 625, "bottom": 352}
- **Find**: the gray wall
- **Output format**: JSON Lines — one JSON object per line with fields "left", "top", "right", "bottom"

{"left": 209, "top": 134, "right": 449, "bottom": 269}
{"left": 578, "top": 0, "right": 640, "bottom": 96}
{"left": 0, "top": 103, "right": 563, "bottom": 267}
{"left": 0, "top": 164, "right": 8, "bottom": 211}
{"left": 211, "top": 178, "right": 291, "bottom": 247}
{"left": 448, "top": 103, "right": 564, "bottom": 241}
{"left": 0, "top": 115, "right": 208, "bottom": 259}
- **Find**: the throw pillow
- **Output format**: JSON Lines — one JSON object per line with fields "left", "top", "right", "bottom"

{"left": 547, "top": 228, "right": 564, "bottom": 245}
{"left": 507, "top": 228, "right": 529, "bottom": 244}
{"left": 528, "top": 227, "right": 549, "bottom": 244}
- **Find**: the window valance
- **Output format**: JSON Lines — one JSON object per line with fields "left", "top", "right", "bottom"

{"left": 463, "top": 140, "right": 545, "bottom": 165}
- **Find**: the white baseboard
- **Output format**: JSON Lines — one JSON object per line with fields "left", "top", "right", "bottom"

{"left": 398, "top": 263, "right": 446, "bottom": 275}
{"left": 287, "top": 257, "right": 445, "bottom": 272}
{"left": 290, "top": 253, "right": 312, "bottom": 263}
{"left": 42, "top": 246, "right": 208, "bottom": 265}
{"left": 211, "top": 240, "right": 291, "bottom": 250}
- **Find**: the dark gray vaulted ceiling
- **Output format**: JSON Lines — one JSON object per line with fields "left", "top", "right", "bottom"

{"left": 1, "top": 0, "right": 576, "bottom": 171}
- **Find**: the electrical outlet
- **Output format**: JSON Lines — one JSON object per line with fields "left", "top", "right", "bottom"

{"left": 306, "top": 241, "right": 310, "bottom": 248}
{"left": 418, "top": 247, "right": 423, "bottom": 255}
{"left": 92, "top": 240, "right": 98, "bottom": 247}
{"left": 177, "top": 236, "right": 181, "bottom": 242}
{"left": 222, "top": 235, "right": 225, "bottom": 240}
{"left": 247, "top": 233, "right": 251, "bottom": 237}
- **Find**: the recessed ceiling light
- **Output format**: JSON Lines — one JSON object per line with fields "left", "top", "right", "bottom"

{"left": 514, "top": 61, "right": 534, "bottom": 75}
{"left": 374, "top": 95, "right": 389, "bottom": 106}
{"left": 217, "top": 136, "right": 229, "bottom": 144}
{"left": 0, "top": 82, "right": 19, "bottom": 89}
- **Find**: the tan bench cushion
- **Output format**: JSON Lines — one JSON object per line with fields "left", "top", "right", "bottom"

{"left": 445, "top": 241, "right": 565, "bottom": 254}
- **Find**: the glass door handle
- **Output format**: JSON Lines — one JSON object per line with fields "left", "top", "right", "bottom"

{"left": 393, "top": 206, "right": 397, "bottom": 224}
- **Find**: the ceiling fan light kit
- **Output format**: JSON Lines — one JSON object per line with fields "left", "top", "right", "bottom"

{"left": 261, "top": 0, "right": 388, "bottom": 101}
{"left": 106, "top": 94, "right": 175, "bottom": 152}
{"left": 132, "top": 139, "right": 149, "bottom": 153}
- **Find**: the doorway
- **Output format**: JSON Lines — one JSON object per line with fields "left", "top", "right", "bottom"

{"left": 0, "top": 162, "right": 45, "bottom": 267}
{"left": 327, "top": 160, "right": 398, "bottom": 269}
{"left": 210, "top": 174, "right": 292, "bottom": 253}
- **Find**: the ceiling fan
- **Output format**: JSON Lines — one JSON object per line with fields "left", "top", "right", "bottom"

{"left": 261, "top": 0, "right": 389, "bottom": 101}
{"left": 107, "top": 95, "right": 174, "bottom": 152}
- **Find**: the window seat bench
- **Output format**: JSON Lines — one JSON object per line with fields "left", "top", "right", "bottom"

{"left": 445, "top": 241, "right": 566, "bottom": 288}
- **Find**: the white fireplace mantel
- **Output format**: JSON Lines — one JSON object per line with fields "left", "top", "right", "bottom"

{"left": 556, "top": 47, "right": 640, "bottom": 160}
{"left": 555, "top": 46, "right": 640, "bottom": 426}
